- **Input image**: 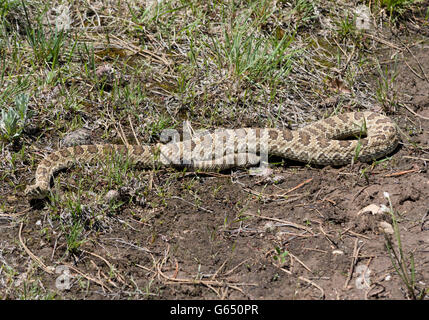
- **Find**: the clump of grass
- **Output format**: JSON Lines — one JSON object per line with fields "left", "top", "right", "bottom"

{"left": 378, "top": 0, "right": 423, "bottom": 21}
{"left": 207, "top": 1, "right": 296, "bottom": 87}
{"left": 62, "top": 193, "right": 86, "bottom": 255}
{"left": 375, "top": 60, "right": 399, "bottom": 113}
{"left": 336, "top": 13, "right": 357, "bottom": 39}
{"left": 382, "top": 192, "right": 427, "bottom": 300}
{"left": 292, "top": 0, "right": 318, "bottom": 25}
{"left": 21, "top": 0, "right": 67, "bottom": 69}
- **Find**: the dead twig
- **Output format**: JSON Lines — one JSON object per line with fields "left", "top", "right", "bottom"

{"left": 128, "top": 114, "right": 140, "bottom": 146}
{"left": 402, "top": 156, "right": 429, "bottom": 162}
{"left": 298, "top": 275, "right": 325, "bottom": 300}
{"left": 63, "top": 263, "right": 112, "bottom": 293}
{"left": 0, "top": 207, "right": 31, "bottom": 217}
{"left": 384, "top": 168, "right": 419, "bottom": 177}
{"left": 364, "top": 33, "right": 402, "bottom": 50}
{"left": 82, "top": 249, "right": 127, "bottom": 285}
{"left": 109, "top": 34, "right": 170, "bottom": 66}
{"left": 18, "top": 222, "right": 54, "bottom": 274}
{"left": 400, "top": 102, "right": 429, "bottom": 120}
{"left": 344, "top": 239, "right": 364, "bottom": 289}
{"left": 275, "top": 178, "right": 313, "bottom": 197}
{"left": 156, "top": 264, "right": 256, "bottom": 288}
{"left": 275, "top": 264, "right": 325, "bottom": 299}
{"left": 244, "top": 211, "right": 314, "bottom": 234}
{"left": 289, "top": 251, "right": 313, "bottom": 273}
{"left": 170, "top": 196, "right": 214, "bottom": 213}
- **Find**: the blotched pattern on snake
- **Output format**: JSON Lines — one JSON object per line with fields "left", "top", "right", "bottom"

{"left": 25, "top": 112, "right": 398, "bottom": 199}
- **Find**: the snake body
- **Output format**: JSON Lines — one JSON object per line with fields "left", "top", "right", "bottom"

{"left": 25, "top": 112, "right": 399, "bottom": 199}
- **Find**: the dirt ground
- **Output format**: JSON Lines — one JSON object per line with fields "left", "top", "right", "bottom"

{"left": 0, "top": 1, "right": 428, "bottom": 300}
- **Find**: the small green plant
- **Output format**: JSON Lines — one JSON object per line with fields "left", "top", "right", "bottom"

{"left": 59, "top": 190, "right": 87, "bottom": 254}
{"left": 273, "top": 246, "right": 289, "bottom": 264}
{"left": 293, "top": 0, "right": 317, "bottom": 24}
{"left": 19, "top": 280, "right": 57, "bottom": 300}
{"left": 65, "top": 219, "right": 85, "bottom": 254}
{"left": 352, "top": 117, "right": 367, "bottom": 166}
{"left": 360, "top": 157, "right": 390, "bottom": 183}
{"left": 383, "top": 192, "right": 426, "bottom": 300}
{"left": 337, "top": 14, "right": 357, "bottom": 39}
{"left": 102, "top": 150, "right": 133, "bottom": 189}
{"left": 0, "top": 93, "right": 33, "bottom": 142}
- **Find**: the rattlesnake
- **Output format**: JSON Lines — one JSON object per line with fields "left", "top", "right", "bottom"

{"left": 25, "top": 112, "right": 399, "bottom": 199}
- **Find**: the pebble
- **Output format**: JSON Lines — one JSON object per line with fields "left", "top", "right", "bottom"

{"left": 104, "top": 189, "right": 120, "bottom": 203}
{"left": 61, "top": 128, "right": 92, "bottom": 147}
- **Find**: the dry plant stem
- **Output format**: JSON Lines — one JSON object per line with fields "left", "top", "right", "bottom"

{"left": 364, "top": 33, "right": 402, "bottom": 50}
{"left": 114, "top": 113, "right": 130, "bottom": 146}
{"left": 318, "top": 225, "right": 338, "bottom": 248}
{"left": 404, "top": 45, "right": 429, "bottom": 83}
{"left": 365, "top": 283, "right": 386, "bottom": 299}
{"left": 156, "top": 264, "right": 257, "bottom": 288}
{"left": 223, "top": 259, "right": 252, "bottom": 277}
{"left": 276, "top": 265, "right": 325, "bottom": 299}
{"left": 128, "top": 114, "right": 140, "bottom": 145}
{"left": 156, "top": 260, "right": 257, "bottom": 298}
{"left": 275, "top": 178, "right": 313, "bottom": 196}
{"left": 384, "top": 168, "right": 419, "bottom": 177}
{"left": 170, "top": 196, "right": 214, "bottom": 213}
{"left": 0, "top": 208, "right": 31, "bottom": 217}
{"left": 402, "top": 156, "right": 429, "bottom": 162}
{"left": 288, "top": 251, "right": 313, "bottom": 273}
{"left": 344, "top": 229, "right": 371, "bottom": 240}
{"left": 154, "top": 244, "right": 256, "bottom": 296}
{"left": 18, "top": 222, "right": 54, "bottom": 274}
{"left": 244, "top": 211, "right": 313, "bottom": 234}
{"left": 109, "top": 34, "right": 170, "bottom": 66}
{"left": 421, "top": 211, "right": 429, "bottom": 231}
{"left": 63, "top": 263, "right": 112, "bottom": 293}
{"left": 211, "top": 259, "right": 229, "bottom": 280}
{"left": 401, "top": 102, "right": 429, "bottom": 120}
{"left": 344, "top": 239, "right": 364, "bottom": 289}
{"left": 81, "top": 249, "right": 127, "bottom": 284}
{"left": 298, "top": 275, "right": 325, "bottom": 300}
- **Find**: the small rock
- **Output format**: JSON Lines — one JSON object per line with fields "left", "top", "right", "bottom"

{"left": 61, "top": 128, "right": 92, "bottom": 147}
{"left": 263, "top": 221, "right": 276, "bottom": 233}
{"left": 95, "top": 63, "right": 130, "bottom": 90}
{"left": 379, "top": 221, "right": 394, "bottom": 234}
{"left": 357, "top": 204, "right": 385, "bottom": 216}
{"left": 271, "top": 175, "right": 285, "bottom": 184}
{"left": 249, "top": 167, "right": 273, "bottom": 177}
{"left": 355, "top": 5, "right": 372, "bottom": 31}
{"left": 104, "top": 190, "right": 120, "bottom": 203}
{"left": 136, "top": 196, "right": 146, "bottom": 207}
{"left": 96, "top": 64, "right": 116, "bottom": 86}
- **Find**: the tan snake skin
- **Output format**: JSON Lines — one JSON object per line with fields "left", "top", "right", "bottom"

{"left": 25, "top": 112, "right": 399, "bottom": 199}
